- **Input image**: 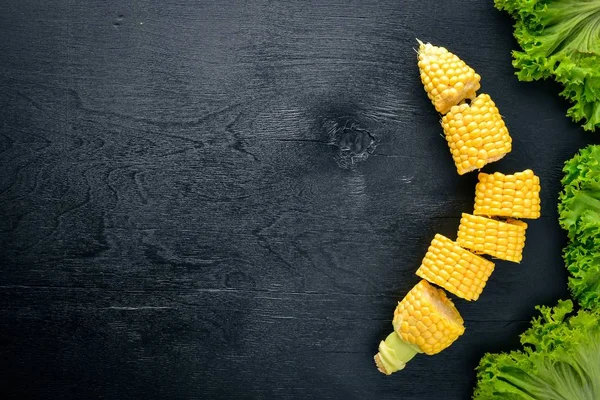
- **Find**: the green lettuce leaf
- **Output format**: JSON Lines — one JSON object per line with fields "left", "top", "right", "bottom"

{"left": 558, "top": 145, "right": 600, "bottom": 309}
{"left": 495, "top": 0, "right": 600, "bottom": 131}
{"left": 473, "top": 300, "right": 600, "bottom": 399}
{"left": 564, "top": 236, "right": 600, "bottom": 310}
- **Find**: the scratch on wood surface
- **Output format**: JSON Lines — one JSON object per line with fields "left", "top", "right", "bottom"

{"left": 101, "top": 306, "right": 173, "bottom": 311}
{"left": 399, "top": 175, "right": 414, "bottom": 184}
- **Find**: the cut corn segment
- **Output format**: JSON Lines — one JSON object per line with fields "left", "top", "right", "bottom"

{"left": 456, "top": 213, "right": 527, "bottom": 263}
{"left": 417, "top": 40, "right": 481, "bottom": 114}
{"left": 474, "top": 170, "right": 541, "bottom": 219}
{"left": 442, "top": 93, "right": 512, "bottom": 175}
{"left": 374, "top": 280, "right": 465, "bottom": 375}
{"left": 392, "top": 280, "right": 465, "bottom": 355}
{"left": 416, "top": 234, "right": 495, "bottom": 301}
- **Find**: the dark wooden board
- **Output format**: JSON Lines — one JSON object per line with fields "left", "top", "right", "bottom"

{"left": 1, "top": 1, "right": 598, "bottom": 399}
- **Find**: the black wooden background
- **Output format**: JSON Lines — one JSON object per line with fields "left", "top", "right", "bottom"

{"left": 1, "top": 1, "right": 598, "bottom": 399}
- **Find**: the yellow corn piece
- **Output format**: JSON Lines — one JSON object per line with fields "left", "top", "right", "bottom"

{"left": 456, "top": 213, "right": 527, "bottom": 263}
{"left": 416, "top": 234, "right": 495, "bottom": 301}
{"left": 442, "top": 94, "right": 512, "bottom": 175}
{"left": 417, "top": 40, "right": 481, "bottom": 114}
{"left": 474, "top": 170, "right": 541, "bottom": 219}
{"left": 393, "top": 280, "right": 465, "bottom": 355}
{"left": 374, "top": 280, "right": 465, "bottom": 375}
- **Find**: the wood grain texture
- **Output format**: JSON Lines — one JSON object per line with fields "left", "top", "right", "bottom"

{"left": 1, "top": 1, "right": 599, "bottom": 399}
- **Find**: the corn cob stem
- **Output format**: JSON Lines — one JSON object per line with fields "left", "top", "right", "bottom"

{"left": 374, "top": 332, "right": 421, "bottom": 375}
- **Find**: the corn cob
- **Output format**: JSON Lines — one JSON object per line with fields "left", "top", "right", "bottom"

{"left": 442, "top": 93, "right": 512, "bottom": 175}
{"left": 416, "top": 234, "right": 495, "bottom": 301}
{"left": 456, "top": 213, "right": 527, "bottom": 262}
{"left": 474, "top": 170, "right": 541, "bottom": 219}
{"left": 374, "top": 280, "right": 465, "bottom": 375}
{"left": 417, "top": 40, "right": 481, "bottom": 115}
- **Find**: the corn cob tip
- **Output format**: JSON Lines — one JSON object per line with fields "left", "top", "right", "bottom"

{"left": 417, "top": 41, "right": 481, "bottom": 114}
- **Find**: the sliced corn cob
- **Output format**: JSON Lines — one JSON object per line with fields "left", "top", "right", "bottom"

{"left": 442, "top": 93, "right": 512, "bottom": 175}
{"left": 416, "top": 234, "right": 495, "bottom": 301}
{"left": 393, "top": 280, "right": 465, "bottom": 355}
{"left": 456, "top": 213, "right": 527, "bottom": 263}
{"left": 474, "top": 170, "right": 541, "bottom": 219}
{"left": 374, "top": 280, "right": 465, "bottom": 375}
{"left": 417, "top": 40, "right": 481, "bottom": 114}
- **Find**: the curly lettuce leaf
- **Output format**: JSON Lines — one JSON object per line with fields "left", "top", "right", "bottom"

{"left": 495, "top": 0, "right": 600, "bottom": 131}
{"left": 474, "top": 300, "right": 600, "bottom": 399}
{"left": 562, "top": 209, "right": 600, "bottom": 308}
{"left": 558, "top": 145, "right": 600, "bottom": 308}
{"left": 564, "top": 235, "right": 600, "bottom": 310}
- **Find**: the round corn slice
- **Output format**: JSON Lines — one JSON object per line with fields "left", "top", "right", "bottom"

{"left": 417, "top": 40, "right": 481, "bottom": 114}
{"left": 392, "top": 280, "right": 465, "bottom": 355}
{"left": 474, "top": 170, "right": 541, "bottom": 219}
{"left": 416, "top": 234, "right": 495, "bottom": 301}
{"left": 374, "top": 280, "right": 465, "bottom": 375}
{"left": 456, "top": 213, "right": 527, "bottom": 263}
{"left": 442, "top": 93, "right": 512, "bottom": 175}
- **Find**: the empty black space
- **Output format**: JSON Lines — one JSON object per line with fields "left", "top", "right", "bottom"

{"left": 1, "top": 1, "right": 599, "bottom": 399}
